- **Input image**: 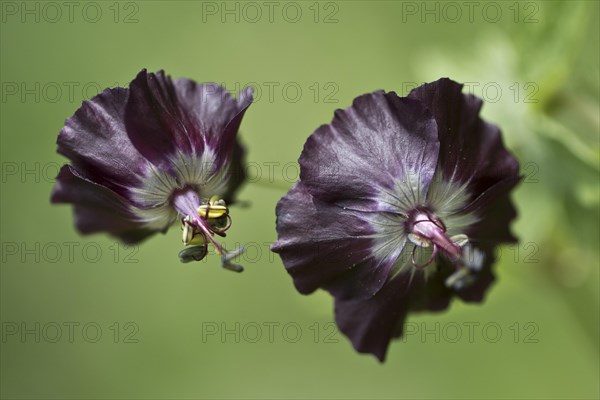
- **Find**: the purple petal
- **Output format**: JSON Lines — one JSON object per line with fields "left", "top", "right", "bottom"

{"left": 299, "top": 91, "right": 439, "bottom": 212}
{"left": 51, "top": 165, "right": 160, "bottom": 244}
{"left": 333, "top": 272, "right": 417, "bottom": 362}
{"left": 322, "top": 253, "right": 402, "bottom": 301}
{"left": 409, "top": 78, "right": 519, "bottom": 197}
{"left": 271, "top": 182, "right": 397, "bottom": 299}
{"left": 174, "top": 77, "right": 253, "bottom": 167}
{"left": 334, "top": 259, "right": 464, "bottom": 361}
{"left": 56, "top": 87, "right": 148, "bottom": 202}
{"left": 125, "top": 69, "right": 252, "bottom": 171}
{"left": 463, "top": 176, "right": 522, "bottom": 244}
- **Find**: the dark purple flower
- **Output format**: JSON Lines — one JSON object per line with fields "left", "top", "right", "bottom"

{"left": 271, "top": 78, "right": 521, "bottom": 361}
{"left": 51, "top": 69, "right": 253, "bottom": 271}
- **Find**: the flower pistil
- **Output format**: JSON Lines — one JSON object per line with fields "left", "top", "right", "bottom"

{"left": 406, "top": 207, "right": 481, "bottom": 289}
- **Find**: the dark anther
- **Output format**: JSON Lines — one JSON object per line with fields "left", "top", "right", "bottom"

{"left": 178, "top": 244, "right": 208, "bottom": 263}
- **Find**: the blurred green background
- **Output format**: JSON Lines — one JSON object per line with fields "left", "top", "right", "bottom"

{"left": 1, "top": 1, "right": 598, "bottom": 398}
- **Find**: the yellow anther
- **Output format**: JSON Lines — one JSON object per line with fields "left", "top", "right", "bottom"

{"left": 182, "top": 218, "right": 208, "bottom": 246}
{"left": 197, "top": 205, "right": 227, "bottom": 219}
{"left": 198, "top": 196, "right": 228, "bottom": 219}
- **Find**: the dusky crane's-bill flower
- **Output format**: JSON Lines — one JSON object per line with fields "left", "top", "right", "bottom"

{"left": 272, "top": 78, "right": 521, "bottom": 361}
{"left": 51, "top": 69, "right": 253, "bottom": 271}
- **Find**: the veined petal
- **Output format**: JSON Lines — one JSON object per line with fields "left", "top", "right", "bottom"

{"left": 463, "top": 176, "right": 522, "bottom": 244}
{"left": 125, "top": 69, "right": 252, "bottom": 172}
{"left": 334, "top": 258, "right": 457, "bottom": 362}
{"left": 173, "top": 77, "right": 253, "bottom": 168}
{"left": 56, "top": 87, "right": 148, "bottom": 203}
{"left": 272, "top": 183, "right": 403, "bottom": 299}
{"left": 299, "top": 91, "right": 440, "bottom": 213}
{"left": 51, "top": 165, "right": 173, "bottom": 244}
{"left": 333, "top": 270, "right": 416, "bottom": 362}
{"left": 408, "top": 78, "right": 520, "bottom": 199}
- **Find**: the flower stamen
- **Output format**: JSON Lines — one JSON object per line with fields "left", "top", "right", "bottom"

{"left": 175, "top": 193, "right": 244, "bottom": 272}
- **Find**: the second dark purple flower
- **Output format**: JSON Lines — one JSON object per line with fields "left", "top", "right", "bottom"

{"left": 272, "top": 78, "right": 521, "bottom": 361}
